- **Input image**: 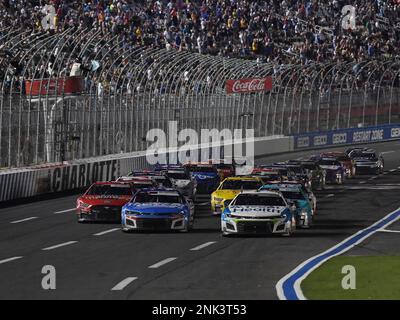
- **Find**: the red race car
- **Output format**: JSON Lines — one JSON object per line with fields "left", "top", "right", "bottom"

{"left": 251, "top": 167, "right": 283, "bottom": 184}
{"left": 320, "top": 151, "right": 355, "bottom": 178}
{"left": 209, "top": 160, "right": 236, "bottom": 180}
{"left": 76, "top": 182, "right": 135, "bottom": 223}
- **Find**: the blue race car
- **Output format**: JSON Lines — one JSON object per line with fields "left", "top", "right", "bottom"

{"left": 259, "top": 183, "right": 313, "bottom": 228}
{"left": 121, "top": 188, "right": 195, "bottom": 232}
{"left": 183, "top": 163, "right": 220, "bottom": 194}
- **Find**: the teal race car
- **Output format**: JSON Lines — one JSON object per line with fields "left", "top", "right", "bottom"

{"left": 259, "top": 183, "right": 313, "bottom": 228}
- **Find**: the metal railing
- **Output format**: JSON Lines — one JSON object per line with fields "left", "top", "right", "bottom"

{"left": 0, "top": 29, "right": 399, "bottom": 168}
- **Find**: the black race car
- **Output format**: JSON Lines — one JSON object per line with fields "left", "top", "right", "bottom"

{"left": 348, "top": 149, "right": 384, "bottom": 174}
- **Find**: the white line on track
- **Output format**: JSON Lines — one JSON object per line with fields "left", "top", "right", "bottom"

{"left": 93, "top": 228, "right": 120, "bottom": 236}
{"left": 10, "top": 217, "right": 38, "bottom": 224}
{"left": 0, "top": 256, "right": 23, "bottom": 265}
{"left": 148, "top": 257, "right": 177, "bottom": 269}
{"left": 378, "top": 229, "right": 400, "bottom": 234}
{"left": 111, "top": 277, "right": 138, "bottom": 291}
{"left": 198, "top": 202, "right": 210, "bottom": 206}
{"left": 390, "top": 169, "right": 397, "bottom": 172}
{"left": 382, "top": 151, "right": 395, "bottom": 155}
{"left": 42, "top": 241, "right": 78, "bottom": 251}
{"left": 359, "top": 181, "right": 367, "bottom": 184}
{"left": 54, "top": 208, "right": 75, "bottom": 214}
{"left": 190, "top": 241, "right": 217, "bottom": 251}
{"left": 368, "top": 176, "right": 378, "bottom": 180}
{"left": 324, "top": 194, "right": 335, "bottom": 198}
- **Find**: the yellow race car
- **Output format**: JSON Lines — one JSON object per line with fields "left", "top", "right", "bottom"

{"left": 211, "top": 176, "right": 264, "bottom": 215}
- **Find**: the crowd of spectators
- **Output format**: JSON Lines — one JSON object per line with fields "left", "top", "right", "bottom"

{"left": 1, "top": 0, "right": 399, "bottom": 63}
{"left": 0, "top": 0, "right": 400, "bottom": 94}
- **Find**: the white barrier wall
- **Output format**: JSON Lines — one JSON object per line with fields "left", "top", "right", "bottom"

{"left": 0, "top": 136, "right": 293, "bottom": 202}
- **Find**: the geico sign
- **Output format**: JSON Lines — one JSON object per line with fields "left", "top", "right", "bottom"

{"left": 314, "top": 135, "right": 327, "bottom": 146}
{"left": 333, "top": 133, "right": 347, "bottom": 144}
{"left": 226, "top": 77, "right": 273, "bottom": 94}
{"left": 297, "top": 137, "right": 310, "bottom": 148}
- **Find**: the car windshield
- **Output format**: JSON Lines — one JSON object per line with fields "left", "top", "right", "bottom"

{"left": 152, "top": 177, "right": 173, "bottom": 188}
{"left": 352, "top": 152, "right": 377, "bottom": 160}
{"left": 319, "top": 160, "right": 340, "bottom": 166}
{"left": 132, "top": 183, "right": 154, "bottom": 189}
{"left": 288, "top": 166, "right": 304, "bottom": 174}
{"left": 336, "top": 155, "right": 349, "bottom": 161}
{"left": 233, "top": 194, "right": 286, "bottom": 206}
{"left": 188, "top": 166, "right": 216, "bottom": 173}
{"left": 215, "top": 164, "right": 233, "bottom": 170}
{"left": 134, "top": 193, "right": 182, "bottom": 204}
{"left": 221, "top": 180, "right": 262, "bottom": 190}
{"left": 167, "top": 172, "right": 189, "bottom": 179}
{"left": 254, "top": 173, "right": 281, "bottom": 181}
{"left": 86, "top": 184, "right": 132, "bottom": 196}
{"left": 277, "top": 168, "right": 289, "bottom": 176}
{"left": 281, "top": 191, "right": 305, "bottom": 200}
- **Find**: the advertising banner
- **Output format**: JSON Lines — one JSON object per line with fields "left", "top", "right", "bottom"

{"left": 293, "top": 124, "right": 400, "bottom": 149}
{"left": 226, "top": 77, "right": 273, "bottom": 94}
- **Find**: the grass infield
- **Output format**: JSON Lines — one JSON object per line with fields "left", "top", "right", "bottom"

{"left": 302, "top": 256, "right": 400, "bottom": 300}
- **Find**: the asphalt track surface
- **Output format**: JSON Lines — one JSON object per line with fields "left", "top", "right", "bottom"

{"left": 0, "top": 141, "right": 400, "bottom": 300}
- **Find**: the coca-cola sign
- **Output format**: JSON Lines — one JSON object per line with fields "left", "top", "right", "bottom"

{"left": 226, "top": 77, "right": 273, "bottom": 94}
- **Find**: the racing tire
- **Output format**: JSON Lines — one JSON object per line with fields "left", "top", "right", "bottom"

{"left": 77, "top": 217, "right": 87, "bottom": 223}
{"left": 189, "top": 217, "right": 194, "bottom": 231}
{"left": 282, "top": 229, "right": 293, "bottom": 237}
{"left": 320, "top": 177, "right": 326, "bottom": 190}
{"left": 180, "top": 223, "right": 190, "bottom": 233}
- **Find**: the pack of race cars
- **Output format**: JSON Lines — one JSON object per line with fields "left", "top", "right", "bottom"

{"left": 76, "top": 147, "right": 384, "bottom": 236}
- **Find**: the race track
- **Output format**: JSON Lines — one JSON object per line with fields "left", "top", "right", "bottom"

{"left": 1, "top": 141, "right": 400, "bottom": 299}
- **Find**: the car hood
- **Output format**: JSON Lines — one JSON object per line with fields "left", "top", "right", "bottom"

{"left": 124, "top": 202, "right": 186, "bottom": 214}
{"left": 79, "top": 195, "right": 131, "bottom": 206}
{"left": 228, "top": 205, "right": 286, "bottom": 217}
{"left": 212, "top": 190, "right": 242, "bottom": 200}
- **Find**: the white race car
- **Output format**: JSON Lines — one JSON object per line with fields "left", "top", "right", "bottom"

{"left": 221, "top": 190, "right": 296, "bottom": 236}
